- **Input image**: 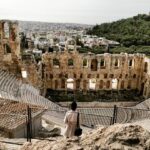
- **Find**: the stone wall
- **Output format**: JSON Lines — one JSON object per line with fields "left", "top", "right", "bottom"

{"left": 41, "top": 50, "right": 150, "bottom": 99}
{"left": 0, "top": 20, "right": 21, "bottom": 75}
{"left": 0, "top": 20, "right": 149, "bottom": 99}
{"left": 0, "top": 20, "right": 39, "bottom": 87}
{"left": 59, "top": 101, "right": 138, "bottom": 108}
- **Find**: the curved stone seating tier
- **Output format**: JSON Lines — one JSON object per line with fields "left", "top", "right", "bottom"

{"left": 134, "top": 98, "right": 150, "bottom": 110}
{"left": 79, "top": 108, "right": 113, "bottom": 116}
{"left": 80, "top": 113, "right": 112, "bottom": 127}
{"left": 115, "top": 108, "right": 128, "bottom": 123}
{"left": 0, "top": 91, "right": 17, "bottom": 101}
{"left": 0, "top": 70, "right": 20, "bottom": 97}
{"left": 0, "top": 69, "right": 150, "bottom": 127}
{"left": 0, "top": 69, "right": 64, "bottom": 111}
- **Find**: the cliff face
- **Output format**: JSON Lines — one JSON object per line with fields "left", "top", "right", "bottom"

{"left": 21, "top": 123, "right": 150, "bottom": 150}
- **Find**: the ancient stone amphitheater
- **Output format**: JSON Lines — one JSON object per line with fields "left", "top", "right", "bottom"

{"left": 0, "top": 20, "right": 150, "bottom": 138}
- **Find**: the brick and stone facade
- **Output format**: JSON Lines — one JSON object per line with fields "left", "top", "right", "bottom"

{"left": 41, "top": 50, "right": 150, "bottom": 99}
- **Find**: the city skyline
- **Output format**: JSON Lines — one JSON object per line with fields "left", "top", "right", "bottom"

{"left": 0, "top": 0, "right": 150, "bottom": 25}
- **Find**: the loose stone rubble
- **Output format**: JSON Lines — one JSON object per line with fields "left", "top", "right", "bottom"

{"left": 20, "top": 124, "right": 150, "bottom": 150}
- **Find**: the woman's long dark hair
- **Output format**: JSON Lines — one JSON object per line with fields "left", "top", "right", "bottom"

{"left": 71, "top": 101, "right": 77, "bottom": 111}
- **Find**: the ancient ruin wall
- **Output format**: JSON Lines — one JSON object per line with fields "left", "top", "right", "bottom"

{"left": 0, "top": 20, "right": 39, "bottom": 87}
{"left": 0, "top": 20, "right": 149, "bottom": 99}
{"left": 41, "top": 50, "right": 150, "bottom": 99}
{"left": 0, "top": 20, "right": 21, "bottom": 74}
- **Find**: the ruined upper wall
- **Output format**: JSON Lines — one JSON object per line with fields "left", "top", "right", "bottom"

{"left": 0, "top": 20, "right": 21, "bottom": 74}
{"left": 42, "top": 51, "right": 145, "bottom": 77}
{"left": 41, "top": 50, "right": 150, "bottom": 98}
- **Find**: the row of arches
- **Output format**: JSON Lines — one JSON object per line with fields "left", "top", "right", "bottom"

{"left": 2, "top": 22, "right": 16, "bottom": 41}
{"left": 144, "top": 62, "right": 148, "bottom": 73}
{"left": 45, "top": 73, "right": 138, "bottom": 80}
{"left": 49, "top": 78, "right": 135, "bottom": 90}
{"left": 51, "top": 58, "right": 135, "bottom": 71}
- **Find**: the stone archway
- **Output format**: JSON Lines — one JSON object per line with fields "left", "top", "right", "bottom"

{"left": 91, "top": 59, "right": 98, "bottom": 71}
{"left": 112, "top": 79, "right": 118, "bottom": 89}
{"left": 54, "top": 80, "right": 58, "bottom": 89}
{"left": 99, "top": 80, "right": 103, "bottom": 89}
{"left": 89, "top": 78, "right": 96, "bottom": 90}
{"left": 67, "top": 78, "right": 74, "bottom": 90}
{"left": 121, "top": 80, "right": 124, "bottom": 89}
{"left": 144, "top": 62, "right": 148, "bottom": 73}
{"left": 61, "top": 79, "right": 65, "bottom": 89}
{"left": 140, "top": 83, "right": 144, "bottom": 95}
{"left": 106, "top": 80, "right": 110, "bottom": 89}
{"left": 83, "top": 80, "right": 87, "bottom": 90}
{"left": 76, "top": 79, "right": 80, "bottom": 90}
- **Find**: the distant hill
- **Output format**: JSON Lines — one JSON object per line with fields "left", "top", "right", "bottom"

{"left": 19, "top": 21, "right": 92, "bottom": 33}
{"left": 87, "top": 14, "right": 150, "bottom": 47}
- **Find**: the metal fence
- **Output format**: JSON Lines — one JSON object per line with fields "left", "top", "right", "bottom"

{"left": 47, "top": 105, "right": 150, "bottom": 129}
{"left": 1, "top": 69, "right": 150, "bottom": 142}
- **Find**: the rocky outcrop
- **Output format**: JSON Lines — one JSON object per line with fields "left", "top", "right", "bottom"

{"left": 20, "top": 123, "right": 150, "bottom": 150}
{"left": 38, "top": 127, "right": 61, "bottom": 138}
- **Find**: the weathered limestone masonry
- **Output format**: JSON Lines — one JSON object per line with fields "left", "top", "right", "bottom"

{"left": 0, "top": 20, "right": 149, "bottom": 99}
{"left": 0, "top": 20, "right": 21, "bottom": 75}
{"left": 41, "top": 49, "right": 150, "bottom": 99}
{"left": 0, "top": 20, "right": 39, "bottom": 86}
{"left": 142, "top": 57, "right": 150, "bottom": 98}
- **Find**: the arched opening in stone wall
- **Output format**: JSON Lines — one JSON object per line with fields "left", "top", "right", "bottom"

{"left": 67, "top": 78, "right": 74, "bottom": 90}
{"left": 129, "top": 59, "right": 134, "bottom": 67}
{"left": 53, "top": 58, "right": 60, "bottom": 68}
{"left": 144, "top": 87, "right": 148, "bottom": 96}
{"left": 99, "top": 80, "right": 103, "bottom": 89}
{"left": 121, "top": 80, "right": 124, "bottom": 89}
{"left": 97, "top": 74, "right": 99, "bottom": 78}
{"left": 3, "top": 22, "right": 9, "bottom": 38}
{"left": 140, "top": 83, "right": 144, "bottom": 95}
{"left": 109, "top": 74, "right": 114, "bottom": 78}
{"left": 68, "top": 59, "right": 74, "bottom": 66}
{"left": 54, "top": 80, "right": 58, "bottom": 89}
{"left": 114, "top": 58, "right": 119, "bottom": 67}
{"left": 127, "top": 80, "right": 131, "bottom": 89}
{"left": 104, "top": 74, "right": 107, "bottom": 79}
{"left": 50, "top": 74, "right": 53, "bottom": 79}
{"left": 76, "top": 79, "right": 80, "bottom": 90}
{"left": 88, "top": 74, "right": 91, "bottom": 78}
{"left": 106, "top": 80, "right": 110, "bottom": 89}
{"left": 3, "top": 44, "right": 11, "bottom": 54}
{"left": 112, "top": 79, "right": 118, "bottom": 89}
{"left": 80, "top": 73, "right": 83, "bottom": 78}
{"left": 61, "top": 79, "right": 65, "bottom": 89}
{"left": 91, "top": 59, "right": 98, "bottom": 71}
{"left": 74, "top": 73, "right": 76, "bottom": 78}
{"left": 10, "top": 25, "right": 16, "bottom": 41}
{"left": 133, "top": 74, "right": 136, "bottom": 78}
{"left": 119, "top": 74, "right": 122, "bottom": 78}
{"left": 100, "top": 58, "right": 105, "bottom": 68}
{"left": 83, "top": 59, "right": 88, "bottom": 67}
{"left": 144, "top": 62, "right": 148, "bottom": 73}
{"left": 83, "top": 80, "right": 87, "bottom": 90}
{"left": 89, "top": 78, "right": 96, "bottom": 90}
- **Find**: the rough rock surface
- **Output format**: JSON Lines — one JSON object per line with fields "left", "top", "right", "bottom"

{"left": 38, "top": 127, "right": 61, "bottom": 138}
{"left": 20, "top": 124, "right": 150, "bottom": 150}
{"left": 0, "top": 142, "right": 6, "bottom": 150}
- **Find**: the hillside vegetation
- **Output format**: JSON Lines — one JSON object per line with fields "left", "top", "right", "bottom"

{"left": 87, "top": 14, "right": 150, "bottom": 55}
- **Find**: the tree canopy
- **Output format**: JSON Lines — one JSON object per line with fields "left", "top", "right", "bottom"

{"left": 87, "top": 14, "right": 150, "bottom": 47}
{"left": 87, "top": 14, "right": 150, "bottom": 55}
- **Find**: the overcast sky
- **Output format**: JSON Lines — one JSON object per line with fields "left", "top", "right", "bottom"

{"left": 0, "top": 0, "right": 150, "bottom": 25}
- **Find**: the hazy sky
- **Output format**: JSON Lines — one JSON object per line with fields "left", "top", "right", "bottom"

{"left": 0, "top": 0, "right": 150, "bottom": 24}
